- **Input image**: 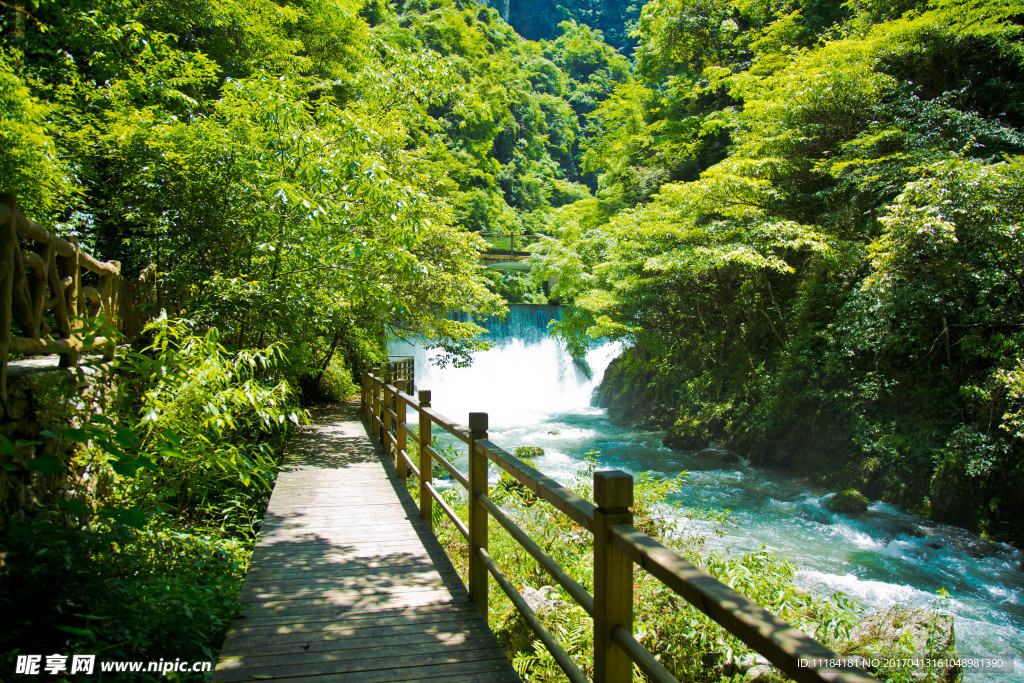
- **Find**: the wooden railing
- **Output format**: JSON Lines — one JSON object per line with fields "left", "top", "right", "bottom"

{"left": 0, "top": 193, "right": 151, "bottom": 399}
{"left": 361, "top": 361, "right": 877, "bottom": 683}
{"left": 386, "top": 355, "right": 414, "bottom": 389}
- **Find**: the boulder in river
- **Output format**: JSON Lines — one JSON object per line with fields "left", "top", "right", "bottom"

{"left": 798, "top": 503, "right": 833, "bottom": 525}
{"left": 663, "top": 427, "right": 707, "bottom": 450}
{"left": 826, "top": 489, "right": 870, "bottom": 513}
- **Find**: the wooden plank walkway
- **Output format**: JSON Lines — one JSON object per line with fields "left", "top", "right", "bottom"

{"left": 214, "top": 403, "right": 520, "bottom": 682}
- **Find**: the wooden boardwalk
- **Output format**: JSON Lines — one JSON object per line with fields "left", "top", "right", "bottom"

{"left": 214, "top": 404, "right": 520, "bottom": 682}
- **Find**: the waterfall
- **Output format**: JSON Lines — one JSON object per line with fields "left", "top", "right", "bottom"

{"left": 389, "top": 305, "right": 621, "bottom": 427}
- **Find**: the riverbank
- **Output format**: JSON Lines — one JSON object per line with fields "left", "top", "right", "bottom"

{"left": 417, "top": 444, "right": 963, "bottom": 683}
{"left": 407, "top": 308, "right": 1023, "bottom": 681}
{"left": 596, "top": 346, "right": 1024, "bottom": 550}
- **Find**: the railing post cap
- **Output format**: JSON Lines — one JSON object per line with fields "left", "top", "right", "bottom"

{"left": 595, "top": 470, "right": 633, "bottom": 511}
{"left": 418, "top": 389, "right": 431, "bottom": 405}
{"left": 469, "top": 412, "right": 488, "bottom": 434}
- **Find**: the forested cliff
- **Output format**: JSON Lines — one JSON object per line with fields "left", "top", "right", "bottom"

{"left": 531, "top": 0, "right": 1024, "bottom": 544}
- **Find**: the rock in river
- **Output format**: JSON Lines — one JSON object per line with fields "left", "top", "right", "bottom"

{"left": 826, "top": 489, "right": 869, "bottom": 514}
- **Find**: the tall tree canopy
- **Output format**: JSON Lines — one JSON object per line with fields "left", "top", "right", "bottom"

{"left": 535, "top": 0, "right": 1024, "bottom": 542}
{"left": 0, "top": 0, "right": 622, "bottom": 378}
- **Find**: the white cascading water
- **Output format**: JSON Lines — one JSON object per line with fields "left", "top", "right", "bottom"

{"left": 389, "top": 305, "right": 1024, "bottom": 681}
{"left": 389, "top": 305, "right": 621, "bottom": 428}
{"left": 417, "top": 337, "right": 620, "bottom": 426}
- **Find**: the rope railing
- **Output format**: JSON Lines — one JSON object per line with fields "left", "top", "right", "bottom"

{"left": 362, "top": 359, "right": 878, "bottom": 683}
{"left": 0, "top": 193, "right": 152, "bottom": 399}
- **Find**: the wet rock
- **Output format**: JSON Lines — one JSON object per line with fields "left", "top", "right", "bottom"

{"left": 826, "top": 489, "right": 869, "bottom": 514}
{"left": 846, "top": 606, "right": 960, "bottom": 683}
{"left": 596, "top": 347, "right": 656, "bottom": 424}
{"left": 721, "top": 452, "right": 742, "bottom": 465}
{"left": 744, "top": 664, "right": 786, "bottom": 682}
{"left": 956, "top": 537, "right": 1003, "bottom": 559}
{"left": 663, "top": 428, "right": 707, "bottom": 451}
{"left": 879, "top": 519, "right": 927, "bottom": 543}
{"left": 893, "top": 521, "right": 926, "bottom": 539}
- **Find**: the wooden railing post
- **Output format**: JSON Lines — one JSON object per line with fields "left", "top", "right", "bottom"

{"left": 396, "top": 391, "right": 407, "bottom": 480}
{"left": 365, "top": 365, "right": 376, "bottom": 425}
{"left": 468, "top": 411, "right": 489, "bottom": 616}
{"left": 382, "top": 366, "right": 393, "bottom": 461}
{"left": 418, "top": 390, "right": 433, "bottom": 526}
{"left": 59, "top": 236, "right": 81, "bottom": 367}
{"left": 360, "top": 365, "right": 368, "bottom": 419}
{"left": 372, "top": 366, "right": 382, "bottom": 444}
{"left": 594, "top": 470, "right": 634, "bottom": 683}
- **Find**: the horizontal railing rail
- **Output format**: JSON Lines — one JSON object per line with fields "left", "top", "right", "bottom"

{"left": 0, "top": 193, "right": 154, "bottom": 399}
{"left": 361, "top": 363, "right": 877, "bottom": 683}
{"left": 478, "top": 232, "right": 540, "bottom": 261}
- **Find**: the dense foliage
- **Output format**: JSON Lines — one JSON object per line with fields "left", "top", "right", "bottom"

{"left": 535, "top": 0, "right": 1024, "bottom": 542}
{"left": 504, "top": 0, "right": 643, "bottom": 52}
{"left": 1, "top": 0, "right": 625, "bottom": 381}
{"left": 0, "top": 317, "right": 301, "bottom": 678}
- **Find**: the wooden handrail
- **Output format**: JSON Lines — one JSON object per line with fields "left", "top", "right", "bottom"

{"left": 360, "top": 364, "right": 879, "bottom": 683}
{"left": 608, "top": 523, "right": 853, "bottom": 683}
{"left": 480, "top": 438, "right": 595, "bottom": 532}
{"left": 478, "top": 491, "right": 594, "bottom": 614}
{"left": 479, "top": 544, "right": 590, "bottom": 683}
{"left": 12, "top": 208, "right": 120, "bottom": 276}
{"left": 0, "top": 193, "right": 153, "bottom": 400}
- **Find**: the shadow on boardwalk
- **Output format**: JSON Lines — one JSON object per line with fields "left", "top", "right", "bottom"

{"left": 214, "top": 403, "right": 519, "bottom": 682}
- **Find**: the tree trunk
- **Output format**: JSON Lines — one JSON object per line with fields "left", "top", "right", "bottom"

{"left": 256, "top": 210, "right": 287, "bottom": 349}
{"left": 314, "top": 329, "right": 343, "bottom": 385}
{"left": 714, "top": 269, "right": 756, "bottom": 374}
